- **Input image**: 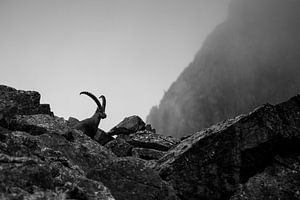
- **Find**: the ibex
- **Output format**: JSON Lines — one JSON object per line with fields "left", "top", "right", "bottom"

{"left": 74, "top": 91, "right": 107, "bottom": 138}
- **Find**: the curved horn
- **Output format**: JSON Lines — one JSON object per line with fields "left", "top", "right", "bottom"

{"left": 99, "top": 95, "right": 106, "bottom": 112}
{"left": 80, "top": 91, "right": 102, "bottom": 111}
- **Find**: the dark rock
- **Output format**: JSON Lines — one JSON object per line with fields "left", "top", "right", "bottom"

{"left": 127, "top": 130, "right": 180, "bottom": 151}
{"left": 155, "top": 95, "right": 300, "bottom": 200}
{"left": 108, "top": 115, "right": 146, "bottom": 135}
{"left": 0, "top": 85, "right": 52, "bottom": 116}
{"left": 145, "top": 124, "right": 156, "bottom": 133}
{"left": 105, "top": 138, "right": 133, "bottom": 157}
{"left": 0, "top": 128, "right": 115, "bottom": 199}
{"left": 132, "top": 147, "right": 165, "bottom": 160}
{"left": 87, "top": 157, "right": 178, "bottom": 200}
{"left": 67, "top": 116, "right": 80, "bottom": 127}
{"left": 230, "top": 155, "right": 300, "bottom": 200}
{"left": 0, "top": 153, "right": 55, "bottom": 191}
{"left": 0, "top": 86, "right": 178, "bottom": 200}
{"left": 94, "top": 129, "right": 114, "bottom": 145}
{"left": 8, "top": 114, "right": 71, "bottom": 136}
{"left": 0, "top": 99, "right": 17, "bottom": 127}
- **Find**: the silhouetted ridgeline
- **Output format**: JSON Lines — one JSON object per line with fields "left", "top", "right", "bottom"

{"left": 1, "top": 85, "right": 300, "bottom": 199}
{"left": 147, "top": 0, "right": 300, "bottom": 138}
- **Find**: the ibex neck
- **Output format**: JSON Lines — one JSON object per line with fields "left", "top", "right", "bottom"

{"left": 92, "top": 110, "right": 102, "bottom": 122}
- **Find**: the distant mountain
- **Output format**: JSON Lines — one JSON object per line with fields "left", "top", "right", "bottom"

{"left": 147, "top": 0, "right": 300, "bottom": 138}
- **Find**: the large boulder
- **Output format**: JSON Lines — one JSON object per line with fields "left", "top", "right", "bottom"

{"left": 87, "top": 157, "right": 178, "bottom": 200}
{"left": 230, "top": 155, "right": 300, "bottom": 200}
{"left": 155, "top": 95, "right": 300, "bottom": 200}
{"left": 108, "top": 115, "right": 146, "bottom": 135}
{"left": 0, "top": 128, "right": 115, "bottom": 200}
{"left": 0, "top": 85, "right": 52, "bottom": 116}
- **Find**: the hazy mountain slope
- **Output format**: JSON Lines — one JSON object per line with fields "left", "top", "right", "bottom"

{"left": 147, "top": 0, "right": 300, "bottom": 138}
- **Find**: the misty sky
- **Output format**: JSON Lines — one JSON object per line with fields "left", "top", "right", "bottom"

{"left": 0, "top": 0, "right": 229, "bottom": 131}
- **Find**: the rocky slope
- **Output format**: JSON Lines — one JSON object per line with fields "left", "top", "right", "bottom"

{"left": 0, "top": 85, "right": 178, "bottom": 200}
{"left": 0, "top": 85, "right": 299, "bottom": 200}
{"left": 147, "top": 0, "right": 300, "bottom": 138}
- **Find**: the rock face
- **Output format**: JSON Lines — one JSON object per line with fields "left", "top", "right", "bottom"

{"left": 0, "top": 85, "right": 178, "bottom": 200}
{"left": 155, "top": 95, "right": 300, "bottom": 200}
{"left": 0, "top": 85, "right": 52, "bottom": 116}
{"left": 147, "top": 0, "right": 300, "bottom": 138}
{"left": 1, "top": 85, "right": 300, "bottom": 200}
{"left": 230, "top": 155, "right": 300, "bottom": 200}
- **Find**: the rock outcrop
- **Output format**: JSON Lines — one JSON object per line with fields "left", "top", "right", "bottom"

{"left": 0, "top": 85, "right": 178, "bottom": 200}
{"left": 155, "top": 95, "right": 300, "bottom": 200}
{"left": 1, "top": 85, "right": 300, "bottom": 200}
{"left": 147, "top": 0, "right": 300, "bottom": 138}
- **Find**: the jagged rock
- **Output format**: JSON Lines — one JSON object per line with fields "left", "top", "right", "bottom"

{"left": 145, "top": 124, "right": 156, "bottom": 133}
{"left": 108, "top": 115, "right": 146, "bottom": 135}
{"left": 126, "top": 130, "right": 180, "bottom": 151}
{"left": 0, "top": 129, "right": 115, "bottom": 200}
{"left": 0, "top": 86, "right": 179, "bottom": 200}
{"left": 0, "top": 85, "right": 52, "bottom": 116}
{"left": 105, "top": 138, "right": 133, "bottom": 157}
{"left": 67, "top": 116, "right": 80, "bottom": 127}
{"left": 230, "top": 155, "right": 300, "bottom": 200}
{"left": 8, "top": 114, "right": 71, "bottom": 135}
{"left": 132, "top": 147, "right": 165, "bottom": 160}
{"left": 155, "top": 95, "right": 300, "bottom": 200}
{"left": 87, "top": 157, "right": 178, "bottom": 200}
{"left": 94, "top": 129, "right": 114, "bottom": 145}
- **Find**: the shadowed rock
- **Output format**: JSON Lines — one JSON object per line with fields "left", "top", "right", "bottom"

{"left": 94, "top": 129, "right": 114, "bottom": 146}
{"left": 155, "top": 95, "right": 300, "bottom": 200}
{"left": 108, "top": 115, "right": 146, "bottom": 136}
{"left": 87, "top": 157, "right": 178, "bottom": 200}
{"left": 0, "top": 85, "right": 52, "bottom": 116}
{"left": 105, "top": 138, "right": 133, "bottom": 157}
{"left": 0, "top": 86, "right": 179, "bottom": 200}
{"left": 230, "top": 155, "right": 300, "bottom": 200}
{"left": 132, "top": 147, "right": 165, "bottom": 160}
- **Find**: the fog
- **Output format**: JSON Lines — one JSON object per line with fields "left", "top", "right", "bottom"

{"left": 147, "top": 0, "right": 300, "bottom": 138}
{"left": 0, "top": 0, "right": 229, "bottom": 130}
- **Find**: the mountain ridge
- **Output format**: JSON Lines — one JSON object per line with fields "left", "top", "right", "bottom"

{"left": 147, "top": 0, "right": 300, "bottom": 138}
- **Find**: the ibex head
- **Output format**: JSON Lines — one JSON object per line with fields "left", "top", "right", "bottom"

{"left": 80, "top": 91, "right": 107, "bottom": 119}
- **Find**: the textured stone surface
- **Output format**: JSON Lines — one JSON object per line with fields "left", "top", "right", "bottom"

{"left": 132, "top": 147, "right": 165, "bottom": 160}
{"left": 155, "top": 95, "right": 300, "bottom": 200}
{"left": 108, "top": 115, "right": 146, "bottom": 135}
{"left": 105, "top": 138, "right": 133, "bottom": 157}
{"left": 0, "top": 85, "right": 52, "bottom": 116}
{"left": 87, "top": 157, "right": 178, "bottom": 200}
{"left": 0, "top": 86, "right": 179, "bottom": 200}
{"left": 0, "top": 128, "right": 115, "bottom": 200}
{"left": 8, "top": 114, "right": 71, "bottom": 135}
{"left": 127, "top": 130, "right": 180, "bottom": 151}
{"left": 230, "top": 155, "right": 300, "bottom": 200}
{"left": 94, "top": 129, "right": 114, "bottom": 146}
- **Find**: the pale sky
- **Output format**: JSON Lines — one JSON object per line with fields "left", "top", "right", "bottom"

{"left": 0, "top": 0, "right": 229, "bottom": 131}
